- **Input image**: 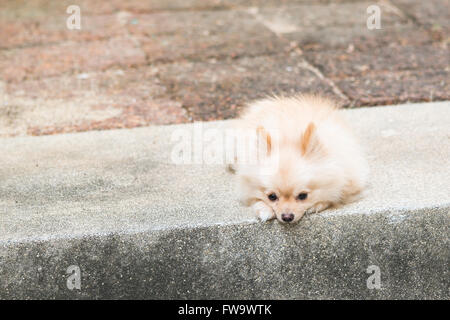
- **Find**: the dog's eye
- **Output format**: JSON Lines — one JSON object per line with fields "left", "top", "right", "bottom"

{"left": 268, "top": 193, "right": 278, "bottom": 201}
{"left": 297, "top": 192, "right": 308, "bottom": 200}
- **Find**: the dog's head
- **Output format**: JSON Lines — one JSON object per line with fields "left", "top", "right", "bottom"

{"left": 241, "top": 122, "right": 345, "bottom": 223}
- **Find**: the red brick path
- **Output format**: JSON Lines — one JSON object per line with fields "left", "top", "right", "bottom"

{"left": 0, "top": 0, "right": 448, "bottom": 136}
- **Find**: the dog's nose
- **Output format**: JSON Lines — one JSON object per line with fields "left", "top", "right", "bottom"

{"left": 281, "top": 213, "right": 294, "bottom": 222}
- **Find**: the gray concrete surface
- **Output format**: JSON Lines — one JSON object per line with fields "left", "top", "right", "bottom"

{"left": 0, "top": 101, "right": 449, "bottom": 299}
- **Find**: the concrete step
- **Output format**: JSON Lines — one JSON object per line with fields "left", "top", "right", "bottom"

{"left": 0, "top": 101, "right": 449, "bottom": 299}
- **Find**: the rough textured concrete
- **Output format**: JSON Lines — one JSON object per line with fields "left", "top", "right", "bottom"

{"left": 0, "top": 101, "right": 449, "bottom": 299}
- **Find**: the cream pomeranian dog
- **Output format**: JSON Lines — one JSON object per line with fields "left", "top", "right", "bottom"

{"left": 233, "top": 94, "right": 369, "bottom": 224}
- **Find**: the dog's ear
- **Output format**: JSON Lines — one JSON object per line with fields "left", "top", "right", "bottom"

{"left": 300, "top": 122, "right": 324, "bottom": 157}
{"left": 256, "top": 126, "right": 271, "bottom": 156}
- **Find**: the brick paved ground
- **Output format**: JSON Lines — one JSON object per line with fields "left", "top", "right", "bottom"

{"left": 0, "top": 0, "right": 448, "bottom": 136}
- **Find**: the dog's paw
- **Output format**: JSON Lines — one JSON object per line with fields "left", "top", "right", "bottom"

{"left": 305, "top": 202, "right": 331, "bottom": 214}
{"left": 252, "top": 202, "right": 275, "bottom": 222}
{"left": 258, "top": 209, "right": 274, "bottom": 222}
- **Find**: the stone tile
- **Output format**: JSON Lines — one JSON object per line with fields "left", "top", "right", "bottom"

{"left": 255, "top": 2, "right": 406, "bottom": 30}
{"left": 391, "top": 0, "right": 450, "bottom": 27}
{"left": 24, "top": 99, "right": 187, "bottom": 136}
{"left": 304, "top": 27, "right": 449, "bottom": 107}
{"left": 70, "top": 0, "right": 375, "bottom": 14}
{"left": 336, "top": 70, "right": 450, "bottom": 106}
{"left": 0, "top": 37, "right": 146, "bottom": 82}
{"left": 96, "top": 0, "right": 232, "bottom": 13}
{"left": 127, "top": 10, "right": 287, "bottom": 63}
{"left": 0, "top": 0, "right": 146, "bottom": 17}
{"left": 0, "top": 0, "right": 370, "bottom": 19}
{"left": 0, "top": 15, "right": 128, "bottom": 49}
{"left": 0, "top": 0, "right": 69, "bottom": 20}
{"left": 306, "top": 43, "right": 449, "bottom": 78}
{"left": 157, "top": 53, "right": 341, "bottom": 121}
{"left": 252, "top": 2, "right": 409, "bottom": 50}
{"left": 4, "top": 68, "right": 166, "bottom": 100}
{"left": 0, "top": 68, "right": 188, "bottom": 137}
{"left": 343, "top": 27, "right": 439, "bottom": 51}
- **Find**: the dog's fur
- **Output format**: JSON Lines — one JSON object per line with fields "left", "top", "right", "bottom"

{"left": 234, "top": 94, "right": 369, "bottom": 223}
